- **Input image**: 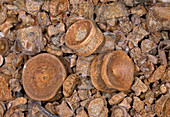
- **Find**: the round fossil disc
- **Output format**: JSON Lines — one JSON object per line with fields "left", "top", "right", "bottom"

{"left": 22, "top": 53, "right": 67, "bottom": 101}
{"left": 90, "top": 54, "right": 116, "bottom": 93}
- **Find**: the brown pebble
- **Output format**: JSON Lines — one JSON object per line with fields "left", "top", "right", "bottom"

{"left": 111, "top": 105, "right": 128, "bottom": 117}
{"left": 109, "top": 92, "right": 127, "bottom": 105}
{"left": 131, "top": 77, "right": 148, "bottom": 96}
{"left": 148, "top": 64, "right": 166, "bottom": 83}
{"left": 133, "top": 96, "right": 144, "bottom": 112}
{"left": 63, "top": 74, "right": 79, "bottom": 97}
{"left": 88, "top": 98, "right": 104, "bottom": 116}
{"left": 0, "top": 74, "right": 12, "bottom": 101}
{"left": 17, "top": 26, "right": 45, "bottom": 55}
{"left": 55, "top": 100, "right": 74, "bottom": 117}
{"left": 50, "top": 0, "right": 69, "bottom": 16}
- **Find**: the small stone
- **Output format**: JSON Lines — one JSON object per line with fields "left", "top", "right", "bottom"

{"left": 148, "top": 65, "right": 166, "bottom": 83}
{"left": 141, "top": 39, "right": 157, "bottom": 53}
{"left": 161, "top": 31, "right": 169, "bottom": 40}
{"left": 45, "top": 102, "right": 59, "bottom": 115}
{"left": 8, "top": 97, "right": 27, "bottom": 108}
{"left": 47, "top": 23, "right": 65, "bottom": 37}
{"left": 88, "top": 98, "right": 104, "bottom": 116}
{"left": 26, "top": 0, "right": 43, "bottom": 15}
{"left": 70, "top": 0, "right": 94, "bottom": 19}
{"left": 119, "top": 20, "right": 133, "bottom": 34}
{"left": 63, "top": 74, "right": 79, "bottom": 97}
{"left": 147, "top": 3, "right": 170, "bottom": 32}
{"left": 78, "top": 90, "right": 89, "bottom": 101}
{"left": 9, "top": 79, "right": 22, "bottom": 94}
{"left": 46, "top": 44, "right": 63, "bottom": 56}
{"left": 27, "top": 101, "right": 51, "bottom": 117}
{"left": 111, "top": 105, "right": 128, "bottom": 117}
{"left": 109, "top": 92, "right": 127, "bottom": 105}
{"left": 96, "top": 2, "right": 129, "bottom": 23}
{"left": 0, "top": 74, "right": 12, "bottom": 101}
{"left": 130, "top": 47, "right": 142, "bottom": 61}
{"left": 155, "top": 94, "right": 169, "bottom": 117}
{"left": 61, "top": 45, "right": 74, "bottom": 54}
{"left": 144, "top": 90, "right": 154, "bottom": 105}
{"left": 127, "top": 25, "right": 149, "bottom": 45}
{"left": 65, "top": 90, "right": 80, "bottom": 111}
{"left": 37, "top": 12, "right": 50, "bottom": 27}
{"left": 98, "top": 106, "right": 108, "bottom": 117}
{"left": 131, "top": 5, "right": 147, "bottom": 16}
{"left": 18, "top": 11, "right": 35, "bottom": 27}
{"left": 41, "top": 0, "right": 50, "bottom": 12}
{"left": 150, "top": 32, "right": 162, "bottom": 43}
{"left": 133, "top": 97, "right": 144, "bottom": 112}
{"left": 50, "top": 0, "right": 69, "bottom": 16}
{"left": 119, "top": 97, "right": 132, "bottom": 110}
{"left": 78, "top": 77, "right": 94, "bottom": 90}
{"left": 124, "top": 0, "right": 133, "bottom": 6}
{"left": 55, "top": 100, "right": 74, "bottom": 117}
{"left": 95, "top": 33, "right": 115, "bottom": 53}
{"left": 131, "top": 77, "right": 148, "bottom": 96}
{"left": 17, "top": 26, "right": 45, "bottom": 55}
{"left": 80, "top": 98, "right": 91, "bottom": 107}
{"left": 160, "top": 84, "right": 168, "bottom": 94}
{"left": 76, "top": 57, "right": 92, "bottom": 77}
{"left": 140, "top": 61, "right": 155, "bottom": 78}
{"left": 158, "top": 49, "right": 167, "bottom": 66}
{"left": 147, "top": 54, "right": 158, "bottom": 64}
{"left": 76, "top": 107, "right": 88, "bottom": 117}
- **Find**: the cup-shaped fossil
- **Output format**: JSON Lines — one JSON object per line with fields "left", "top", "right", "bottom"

{"left": 101, "top": 50, "right": 134, "bottom": 91}
{"left": 91, "top": 53, "right": 116, "bottom": 93}
{"left": 91, "top": 50, "right": 134, "bottom": 92}
{"left": 65, "top": 19, "right": 103, "bottom": 56}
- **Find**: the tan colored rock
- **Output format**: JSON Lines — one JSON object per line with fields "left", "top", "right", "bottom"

{"left": 55, "top": 100, "right": 74, "bottom": 117}
{"left": 144, "top": 90, "right": 154, "bottom": 105}
{"left": 155, "top": 94, "right": 169, "bottom": 117}
{"left": 109, "top": 92, "right": 127, "bottom": 105}
{"left": 47, "top": 23, "right": 65, "bottom": 37}
{"left": 111, "top": 105, "right": 129, "bottom": 117}
{"left": 131, "top": 77, "right": 148, "bottom": 96}
{"left": 0, "top": 74, "right": 12, "bottom": 101}
{"left": 63, "top": 74, "right": 79, "bottom": 97}
{"left": 88, "top": 98, "right": 104, "bottom": 116}
{"left": 119, "top": 97, "right": 132, "bottom": 110}
{"left": 147, "top": 3, "right": 170, "bottom": 32}
{"left": 96, "top": 2, "right": 129, "bottom": 23}
{"left": 148, "top": 65, "right": 166, "bottom": 82}
{"left": 133, "top": 97, "right": 144, "bottom": 112}
{"left": 76, "top": 109, "right": 88, "bottom": 117}
{"left": 65, "top": 90, "right": 80, "bottom": 111}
